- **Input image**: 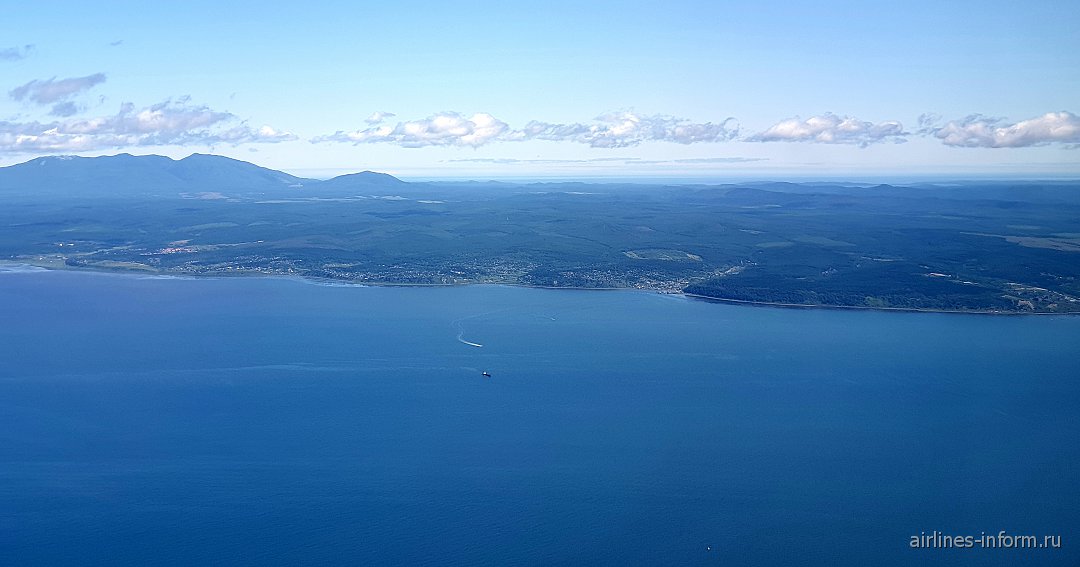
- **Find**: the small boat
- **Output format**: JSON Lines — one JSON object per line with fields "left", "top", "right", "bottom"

{"left": 482, "top": 371, "right": 491, "bottom": 377}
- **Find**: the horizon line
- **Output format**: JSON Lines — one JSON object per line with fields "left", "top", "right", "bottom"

{"left": 5, "top": 152, "right": 1080, "bottom": 185}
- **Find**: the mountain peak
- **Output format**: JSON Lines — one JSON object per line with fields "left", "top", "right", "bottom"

{"left": 322, "top": 169, "right": 407, "bottom": 188}
{"left": 180, "top": 153, "right": 244, "bottom": 163}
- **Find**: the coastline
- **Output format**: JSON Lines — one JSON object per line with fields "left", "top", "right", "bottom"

{"left": 679, "top": 293, "right": 1066, "bottom": 316}
{"left": 2, "top": 259, "right": 1073, "bottom": 316}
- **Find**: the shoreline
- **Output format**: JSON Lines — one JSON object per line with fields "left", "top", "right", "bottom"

{"left": 2, "top": 259, "right": 1073, "bottom": 316}
{"left": 679, "top": 293, "right": 1066, "bottom": 316}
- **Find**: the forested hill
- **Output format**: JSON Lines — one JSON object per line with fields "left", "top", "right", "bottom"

{"left": 2, "top": 153, "right": 1079, "bottom": 313}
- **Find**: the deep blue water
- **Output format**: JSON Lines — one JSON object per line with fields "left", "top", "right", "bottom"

{"left": 1, "top": 267, "right": 1078, "bottom": 566}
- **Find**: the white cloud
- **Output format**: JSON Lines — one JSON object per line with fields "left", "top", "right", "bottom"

{"left": 313, "top": 112, "right": 510, "bottom": 147}
{"left": 365, "top": 111, "right": 396, "bottom": 125}
{"left": 925, "top": 111, "right": 1080, "bottom": 148}
{"left": 314, "top": 111, "right": 737, "bottom": 148}
{"left": 0, "top": 100, "right": 297, "bottom": 153}
{"left": 10, "top": 73, "right": 107, "bottom": 104}
{"left": 749, "top": 113, "right": 906, "bottom": 147}
{"left": 521, "top": 111, "right": 738, "bottom": 148}
{"left": 214, "top": 124, "right": 299, "bottom": 144}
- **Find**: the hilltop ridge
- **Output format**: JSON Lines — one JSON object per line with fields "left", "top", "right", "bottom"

{"left": 0, "top": 153, "right": 405, "bottom": 196}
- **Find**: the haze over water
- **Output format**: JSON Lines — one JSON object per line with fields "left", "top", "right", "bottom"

{"left": 1, "top": 268, "right": 1077, "bottom": 565}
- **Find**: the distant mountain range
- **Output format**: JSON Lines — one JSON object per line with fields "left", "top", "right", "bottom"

{"left": 2, "top": 153, "right": 1079, "bottom": 205}
{"left": 0, "top": 153, "right": 406, "bottom": 197}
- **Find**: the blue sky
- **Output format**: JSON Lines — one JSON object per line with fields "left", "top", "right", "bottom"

{"left": 1, "top": 0, "right": 1078, "bottom": 179}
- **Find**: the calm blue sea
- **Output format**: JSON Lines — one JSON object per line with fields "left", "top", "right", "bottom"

{"left": 1, "top": 267, "right": 1077, "bottom": 566}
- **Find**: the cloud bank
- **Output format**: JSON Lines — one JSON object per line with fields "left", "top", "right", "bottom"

{"left": 5, "top": 93, "right": 1076, "bottom": 155}
{"left": 921, "top": 111, "right": 1080, "bottom": 148}
{"left": 748, "top": 114, "right": 907, "bottom": 147}
{"left": 313, "top": 111, "right": 738, "bottom": 148}
{"left": 0, "top": 100, "right": 297, "bottom": 153}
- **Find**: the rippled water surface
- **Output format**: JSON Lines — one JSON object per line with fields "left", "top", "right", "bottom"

{"left": 1, "top": 269, "right": 1077, "bottom": 565}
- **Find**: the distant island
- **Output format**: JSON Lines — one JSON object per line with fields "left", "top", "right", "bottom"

{"left": 2, "top": 153, "right": 1079, "bottom": 314}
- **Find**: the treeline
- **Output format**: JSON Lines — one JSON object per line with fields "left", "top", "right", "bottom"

{"left": 683, "top": 281, "right": 1016, "bottom": 311}
{"left": 682, "top": 273, "right": 1019, "bottom": 311}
